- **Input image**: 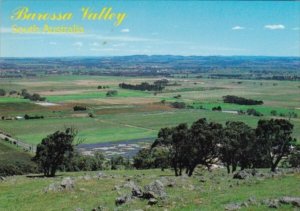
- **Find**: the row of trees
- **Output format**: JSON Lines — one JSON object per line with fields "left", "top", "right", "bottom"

{"left": 223, "top": 95, "right": 263, "bottom": 105}
{"left": 21, "top": 89, "right": 46, "bottom": 101}
{"left": 134, "top": 118, "right": 296, "bottom": 176}
{"left": 119, "top": 82, "right": 165, "bottom": 91}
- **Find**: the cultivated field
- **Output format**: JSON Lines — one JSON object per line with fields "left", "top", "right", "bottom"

{"left": 0, "top": 75, "right": 299, "bottom": 146}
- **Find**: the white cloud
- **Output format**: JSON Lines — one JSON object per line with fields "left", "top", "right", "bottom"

{"left": 73, "top": 42, "right": 83, "bottom": 47}
{"left": 121, "top": 28, "right": 130, "bottom": 33}
{"left": 90, "top": 42, "right": 100, "bottom": 47}
{"left": 0, "top": 27, "right": 11, "bottom": 33}
{"left": 264, "top": 24, "right": 285, "bottom": 30}
{"left": 49, "top": 42, "right": 57, "bottom": 45}
{"left": 292, "top": 27, "right": 299, "bottom": 31}
{"left": 232, "top": 26, "right": 245, "bottom": 30}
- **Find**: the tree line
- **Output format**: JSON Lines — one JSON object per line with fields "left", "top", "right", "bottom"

{"left": 134, "top": 118, "right": 297, "bottom": 176}
{"left": 223, "top": 95, "right": 263, "bottom": 105}
{"left": 119, "top": 80, "right": 168, "bottom": 92}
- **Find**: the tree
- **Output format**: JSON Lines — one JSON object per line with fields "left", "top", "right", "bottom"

{"left": 0, "top": 89, "right": 6, "bottom": 96}
{"left": 186, "top": 118, "right": 222, "bottom": 176}
{"left": 256, "top": 119, "right": 296, "bottom": 172}
{"left": 33, "top": 128, "right": 76, "bottom": 177}
{"left": 289, "top": 145, "right": 300, "bottom": 168}
{"left": 133, "top": 148, "right": 155, "bottom": 169}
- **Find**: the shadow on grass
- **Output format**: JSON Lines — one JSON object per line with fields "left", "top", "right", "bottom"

{"left": 26, "top": 174, "right": 64, "bottom": 178}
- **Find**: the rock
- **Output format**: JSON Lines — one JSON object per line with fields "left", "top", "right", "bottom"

{"left": 159, "top": 177, "right": 176, "bottom": 187}
{"left": 263, "top": 199, "right": 279, "bottom": 209}
{"left": 233, "top": 169, "right": 257, "bottom": 180}
{"left": 148, "top": 198, "right": 158, "bottom": 205}
{"left": 143, "top": 191, "right": 158, "bottom": 199}
{"left": 115, "top": 195, "right": 131, "bottom": 206}
{"left": 279, "top": 197, "right": 300, "bottom": 207}
{"left": 83, "top": 175, "right": 91, "bottom": 181}
{"left": 247, "top": 197, "right": 258, "bottom": 206}
{"left": 61, "top": 177, "right": 74, "bottom": 191}
{"left": 45, "top": 183, "right": 60, "bottom": 192}
{"left": 224, "top": 203, "right": 241, "bottom": 210}
{"left": 199, "top": 177, "right": 206, "bottom": 183}
{"left": 0, "top": 176, "right": 5, "bottom": 181}
{"left": 96, "top": 172, "right": 106, "bottom": 179}
{"left": 144, "top": 180, "right": 167, "bottom": 199}
{"left": 123, "top": 181, "right": 143, "bottom": 198}
{"left": 92, "top": 205, "right": 108, "bottom": 211}
{"left": 74, "top": 208, "right": 83, "bottom": 211}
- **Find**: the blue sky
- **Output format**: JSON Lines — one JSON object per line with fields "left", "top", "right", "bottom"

{"left": 0, "top": 0, "right": 299, "bottom": 57}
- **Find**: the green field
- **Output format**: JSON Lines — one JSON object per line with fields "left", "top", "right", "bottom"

{"left": 0, "top": 169, "right": 299, "bottom": 211}
{"left": 0, "top": 76, "right": 299, "bottom": 145}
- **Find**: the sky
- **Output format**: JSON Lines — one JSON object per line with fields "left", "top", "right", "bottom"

{"left": 0, "top": 0, "right": 299, "bottom": 57}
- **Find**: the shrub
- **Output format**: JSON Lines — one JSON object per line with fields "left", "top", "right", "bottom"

{"left": 212, "top": 106, "right": 222, "bottom": 111}
{"left": 73, "top": 105, "right": 87, "bottom": 111}
{"left": 171, "top": 102, "right": 186, "bottom": 109}
{"left": 223, "top": 95, "right": 263, "bottom": 105}
{"left": 0, "top": 89, "right": 6, "bottom": 96}
{"left": 106, "top": 90, "right": 118, "bottom": 97}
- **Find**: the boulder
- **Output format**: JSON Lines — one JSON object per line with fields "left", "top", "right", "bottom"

{"left": 224, "top": 203, "right": 241, "bottom": 210}
{"left": 233, "top": 169, "right": 257, "bottom": 180}
{"left": 148, "top": 198, "right": 158, "bottom": 206}
{"left": 115, "top": 195, "right": 131, "bottom": 206}
{"left": 262, "top": 199, "right": 279, "bottom": 209}
{"left": 144, "top": 180, "right": 166, "bottom": 199}
{"left": 279, "top": 197, "right": 300, "bottom": 207}
{"left": 60, "top": 177, "right": 75, "bottom": 191}
{"left": 142, "top": 191, "right": 158, "bottom": 199}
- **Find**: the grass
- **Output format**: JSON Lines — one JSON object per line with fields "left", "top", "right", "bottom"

{"left": 46, "top": 89, "right": 150, "bottom": 102}
{"left": 0, "top": 140, "right": 37, "bottom": 176}
{"left": 0, "top": 169, "right": 299, "bottom": 211}
{"left": 0, "top": 76, "right": 299, "bottom": 145}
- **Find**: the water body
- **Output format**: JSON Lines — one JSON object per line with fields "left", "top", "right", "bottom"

{"left": 77, "top": 137, "right": 154, "bottom": 158}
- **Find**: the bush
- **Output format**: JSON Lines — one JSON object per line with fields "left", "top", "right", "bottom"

{"left": 247, "top": 108, "right": 263, "bottom": 116}
{"left": 24, "top": 114, "right": 44, "bottom": 120}
{"left": 289, "top": 146, "right": 300, "bottom": 168}
{"left": 212, "top": 106, "right": 222, "bottom": 111}
{"left": 73, "top": 105, "right": 87, "bottom": 111}
{"left": 106, "top": 90, "right": 118, "bottom": 97}
{"left": 171, "top": 102, "right": 186, "bottom": 109}
{"left": 61, "top": 151, "right": 108, "bottom": 172}
{"left": 223, "top": 95, "right": 263, "bottom": 105}
{"left": 0, "top": 89, "right": 6, "bottom": 96}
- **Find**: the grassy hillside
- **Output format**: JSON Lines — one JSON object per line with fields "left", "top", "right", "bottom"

{"left": 0, "top": 169, "right": 299, "bottom": 211}
{"left": 0, "top": 141, "right": 37, "bottom": 176}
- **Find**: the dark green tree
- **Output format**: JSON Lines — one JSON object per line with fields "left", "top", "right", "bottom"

{"left": 33, "top": 128, "right": 76, "bottom": 177}
{"left": 256, "top": 119, "right": 296, "bottom": 172}
{"left": 187, "top": 118, "right": 222, "bottom": 176}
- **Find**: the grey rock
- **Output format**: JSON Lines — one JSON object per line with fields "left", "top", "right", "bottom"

{"left": 279, "top": 197, "right": 300, "bottom": 207}
{"left": 61, "top": 177, "right": 74, "bottom": 191}
{"left": 144, "top": 180, "right": 166, "bottom": 199}
{"left": 97, "top": 172, "right": 106, "bottom": 179}
{"left": 0, "top": 176, "right": 5, "bottom": 181}
{"left": 115, "top": 195, "right": 131, "bottom": 206}
{"left": 233, "top": 169, "right": 257, "bottom": 180}
{"left": 83, "top": 175, "right": 91, "bottom": 181}
{"left": 224, "top": 203, "right": 241, "bottom": 210}
{"left": 148, "top": 198, "right": 158, "bottom": 205}
{"left": 123, "top": 181, "right": 143, "bottom": 198}
{"left": 142, "top": 191, "right": 158, "bottom": 199}
{"left": 159, "top": 177, "right": 176, "bottom": 187}
{"left": 92, "top": 206, "right": 108, "bottom": 211}
{"left": 263, "top": 199, "right": 279, "bottom": 209}
{"left": 247, "top": 197, "right": 258, "bottom": 206}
